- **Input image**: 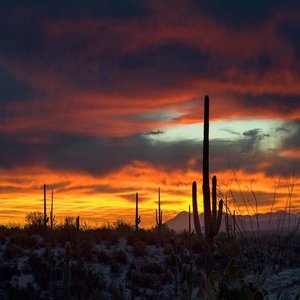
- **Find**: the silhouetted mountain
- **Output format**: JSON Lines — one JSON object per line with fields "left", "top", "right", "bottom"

{"left": 165, "top": 211, "right": 300, "bottom": 233}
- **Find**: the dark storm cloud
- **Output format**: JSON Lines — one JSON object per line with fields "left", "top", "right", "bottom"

{"left": 279, "top": 20, "right": 300, "bottom": 59}
{"left": 281, "top": 120, "right": 300, "bottom": 149}
{"left": 0, "top": 0, "right": 299, "bottom": 182}
{"left": 231, "top": 93, "right": 300, "bottom": 116}
{"left": 193, "top": 0, "right": 298, "bottom": 27}
{"left": 0, "top": 131, "right": 199, "bottom": 175}
{"left": 0, "top": 66, "right": 36, "bottom": 102}
{"left": 0, "top": 123, "right": 298, "bottom": 178}
{"left": 0, "top": 0, "right": 151, "bottom": 60}
{"left": 118, "top": 41, "right": 211, "bottom": 84}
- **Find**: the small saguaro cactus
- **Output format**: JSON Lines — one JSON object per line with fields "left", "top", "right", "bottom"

{"left": 135, "top": 193, "right": 141, "bottom": 231}
{"left": 193, "top": 95, "right": 223, "bottom": 249}
{"left": 156, "top": 188, "right": 162, "bottom": 228}
{"left": 76, "top": 216, "right": 80, "bottom": 257}
{"left": 50, "top": 190, "right": 54, "bottom": 232}
{"left": 43, "top": 184, "right": 49, "bottom": 229}
{"left": 63, "top": 241, "right": 71, "bottom": 299}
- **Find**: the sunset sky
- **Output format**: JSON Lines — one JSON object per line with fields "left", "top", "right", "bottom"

{"left": 0, "top": 1, "right": 299, "bottom": 227}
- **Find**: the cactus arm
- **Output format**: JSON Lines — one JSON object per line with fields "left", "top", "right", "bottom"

{"left": 192, "top": 181, "right": 203, "bottom": 243}
{"left": 213, "top": 199, "right": 223, "bottom": 236}
{"left": 212, "top": 176, "right": 217, "bottom": 220}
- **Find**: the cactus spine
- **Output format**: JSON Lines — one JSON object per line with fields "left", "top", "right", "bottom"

{"left": 63, "top": 241, "right": 71, "bottom": 299}
{"left": 193, "top": 95, "right": 223, "bottom": 249}
{"left": 135, "top": 192, "right": 141, "bottom": 231}
{"left": 156, "top": 188, "right": 162, "bottom": 228}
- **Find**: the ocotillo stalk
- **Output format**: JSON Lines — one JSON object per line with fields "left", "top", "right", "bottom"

{"left": 156, "top": 188, "right": 162, "bottom": 228}
{"left": 135, "top": 193, "right": 141, "bottom": 231}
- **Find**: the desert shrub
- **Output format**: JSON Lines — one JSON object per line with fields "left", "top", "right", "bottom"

{"left": 135, "top": 272, "right": 156, "bottom": 289}
{"left": 0, "top": 263, "right": 18, "bottom": 280}
{"left": 10, "top": 232, "right": 38, "bottom": 249}
{"left": 127, "top": 232, "right": 137, "bottom": 246}
{"left": 66, "top": 262, "right": 106, "bottom": 298}
{"left": 137, "top": 229, "right": 156, "bottom": 245}
{"left": 25, "top": 211, "right": 44, "bottom": 233}
{"left": 110, "top": 284, "right": 124, "bottom": 300}
{"left": 114, "top": 250, "right": 127, "bottom": 264}
{"left": 3, "top": 243, "right": 23, "bottom": 259}
{"left": 0, "top": 226, "right": 7, "bottom": 245}
{"left": 140, "top": 262, "right": 163, "bottom": 275}
{"left": 110, "top": 261, "right": 120, "bottom": 275}
{"left": 8, "top": 282, "right": 39, "bottom": 300}
{"left": 81, "top": 237, "right": 94, "bottom": 261}
{"left": 28, "top": 252, "right": 49, "bottom": 289}
{"left": 133, "top": 241, "right": 147, "bottom": 257}
{"left": 114, "top": 220, "right": 132, "bottom": 237}
{"left": 96, "top": 249, "right": 109, "bottom": 264}
{"left": 93, "top": 227, "right": 113, "bottom": 243}
{"left": 108, "top": 232, "right": 119, "bottom": 246}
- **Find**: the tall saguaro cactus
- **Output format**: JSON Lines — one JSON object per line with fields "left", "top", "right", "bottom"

{"left": 156, "top": 188, "right": 162, "bottom": 228}
{"left": 135, "top": 192, "right": 141, "bottom": 231}
{"left": 193, "top": 95, "right": 223, "bottom": 249}
{"left": 50, "top": 190, "right": 54, "bottom": 232}
{"left": 43, "top": 184, "right": 49, "bottom": 229}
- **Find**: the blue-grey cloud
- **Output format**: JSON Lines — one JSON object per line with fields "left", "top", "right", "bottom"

{"left": 193, "top": 0, "right": 298, "bottom": 27}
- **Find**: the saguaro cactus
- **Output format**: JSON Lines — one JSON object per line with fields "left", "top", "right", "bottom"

{"left": 156, "top": 188, "right": 162, "bottom": 228}
{"left": 135, "top": 193, "right": 141, "bottom": 231}
{"left": 193, "top": 95, "right": 223, "bottom": 249}
{"left": 43, "top": 184, "right": 49, "bottom": 229}
{"left": 76, "top": 216, "right": 80, "bottom": 257}
{"left": 50, "top": 191, "right": 54, "bottom": 232}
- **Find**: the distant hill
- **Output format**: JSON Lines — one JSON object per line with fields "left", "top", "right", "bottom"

{"left": 165, "top": 211, "right": 300, "bottom": 233}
